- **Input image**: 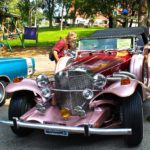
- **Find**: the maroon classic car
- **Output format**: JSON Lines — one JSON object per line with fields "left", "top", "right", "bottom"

{"left": 0, "top": 27, "right": 149, "bottom": 147}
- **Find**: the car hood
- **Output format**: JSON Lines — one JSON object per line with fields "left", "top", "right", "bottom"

{"left": 69, "top": 52, "right": 131, "bottom": 74}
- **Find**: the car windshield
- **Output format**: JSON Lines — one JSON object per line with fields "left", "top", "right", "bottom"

{"left": 79, "top": 38, "right": 133, "bottom": 51}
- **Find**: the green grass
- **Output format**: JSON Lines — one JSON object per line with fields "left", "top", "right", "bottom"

{"left": 5, "top": 26, "right": 104, "bottom": 47}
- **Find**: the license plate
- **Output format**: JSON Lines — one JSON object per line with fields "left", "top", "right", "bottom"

{"left": 44, "top": 129, "right": 69, "bottom": 136}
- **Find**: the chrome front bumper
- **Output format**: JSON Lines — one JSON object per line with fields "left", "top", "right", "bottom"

{"left": 0, "top": 118, "right": 132, "bottom": 136}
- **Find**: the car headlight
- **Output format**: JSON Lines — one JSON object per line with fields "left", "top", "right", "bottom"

{"left": 93, "top": 73, "right": 107, "bottom": 89}
{"left": 82, "top": 88, "right": 94, "bottom": 100}
{"left": 36, "top": 74, "right": 49, "bottom": 88}
{"left": 41, "top": 87, "right": 51, "bottom": 99}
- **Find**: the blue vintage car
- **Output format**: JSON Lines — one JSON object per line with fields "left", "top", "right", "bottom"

{"left": 0, "top": 57, "right": 35, "bottom": 106}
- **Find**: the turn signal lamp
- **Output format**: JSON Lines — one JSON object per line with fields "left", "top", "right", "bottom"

{"left": 121, "top": 77, "right": 130, "bottom": 85}
{"left": 13, "top": 77, "right": 23, "bottom": 83}
{"left": 60, "top": 107, "right": 71, "bottom": 120}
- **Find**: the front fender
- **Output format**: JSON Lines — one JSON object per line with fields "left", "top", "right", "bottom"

{"left": 6, "top": 79, "right": 46, "bottom": 102}
{"left": 95, "top": 80, "right": 141, "bottom": 98}
{"left": 130, "top": 54, "right": 144, "bottom": 81}
{"left": 55, "top": 56, "right": 72, "bottom": 74}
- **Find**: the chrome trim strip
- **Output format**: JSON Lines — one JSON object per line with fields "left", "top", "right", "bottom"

{"left": 25, "top": 58, "right": 34, "bottom": 76}
{"left": 106, "top": 77, "right": 122, "bottom": 81}
{"left": 0, "top": 120, "right": 13, "bottom": 126}
{"left": 51, "top": 89, "right": 99, "bottom": 92}
{"left": 0, "top": 119, "right": 132, "bottom": 135}
{"left": 113, "top": 73, "right": 128, "bottom": 78}
{"left": 118, "top": 71, "right": 137, "bottom": 79}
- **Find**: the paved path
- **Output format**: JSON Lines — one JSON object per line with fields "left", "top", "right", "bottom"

{"left": 0, "top": 99, "right": 150, "bottom": 150}
{"left": 33, "top": 54, "right": 55, "bottom": 77}
{"left": 1, "top": 53, "right": 150, "bottom": 149}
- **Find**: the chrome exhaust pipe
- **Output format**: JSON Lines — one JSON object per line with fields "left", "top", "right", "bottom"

{"left": 112, "top": 73, "right": 128, "bottom": 78}
{"left": 107, "top": 77, "right": 122, "bottom": 81}
{"left": 118, "top": 71, "right": 137, "bottom": 79}
{"left": 107, "top": 71, "right": 137, "bottom": 81}
{"left": 0, "top": 119, "right": 132, "bottom": 135}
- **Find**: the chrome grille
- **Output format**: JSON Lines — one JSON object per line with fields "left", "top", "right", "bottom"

{"left": 55, "top": 70, "right": 93, "bottom": 114}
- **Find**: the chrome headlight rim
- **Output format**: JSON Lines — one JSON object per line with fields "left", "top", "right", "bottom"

{"left": 41, "top": 87, "right": 52, "bottom": 99}
{"left": 82, "top": 88, "right": 94, "bottom": 100}
{"left": 93, "top": 73, "right": 107, "bottom": 89}
{"left": 36, "top": 74, "right": 49, "bottom": 88}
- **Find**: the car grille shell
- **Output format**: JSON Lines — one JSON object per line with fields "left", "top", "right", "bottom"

{"left": 55, "top": 70, "right": 93, "bottom": 114}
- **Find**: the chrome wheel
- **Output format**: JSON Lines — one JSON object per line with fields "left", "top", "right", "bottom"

{"left": 0, "top": 82, "right": 5, "bottom": 104}
{"left": 0, "top": 81, "right": 7, "bottom": 106}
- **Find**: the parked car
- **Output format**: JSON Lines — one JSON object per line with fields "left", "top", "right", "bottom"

{"left": 0, "top": 27, "right": 149, "bottom": 147}
{"left": 0, "top": 57, "right": 35, "bottom": 106}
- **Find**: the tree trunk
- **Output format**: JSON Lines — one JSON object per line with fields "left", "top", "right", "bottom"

{"left": 47, "top": 0, "right": 54, "bottom": 28}
{"left": 49, "top": 14, "right": 53, "bottom": 28}
{"left": 34, "top": 0, "right": 37, "bottom": 26}
{"left": 48, "top": 12, "right": 53, "bottom": 27}
{"left": 60, "top": 0, "right": 64, "bottom": 31}
{"left": 108, "top": 15, "right": 113, "bottom": 28}
{"left": 138, "top": 0, "right": 148, "bottom": 27}
{"left": 129, "top": 1, "right": 136, "bottom": 27}
{"left": 72, "top": 17, "right": 76, "bottom": 26}
{"left": 30, "top": 9, "right": 32, "bottom": 26}
{"left": 148, "top": 0, "right": 150, "bottom": 20}
{"left": 28, "top": 9, "right": 31, "bottom": 26}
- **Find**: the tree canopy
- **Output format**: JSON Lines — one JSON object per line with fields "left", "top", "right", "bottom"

{"left": 1, "top": 0, "right": 149, "bottom": 28}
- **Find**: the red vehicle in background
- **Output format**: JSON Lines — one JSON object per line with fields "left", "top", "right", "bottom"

{"left": 0, "top": 27, "right": 150, "bottom": 147}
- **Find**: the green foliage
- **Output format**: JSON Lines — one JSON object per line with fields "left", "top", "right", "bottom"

{"left": 36, "top": 11, "right": 44, "bottom": 25}
{"left": 0, "top": 0, "right": 11, "bottom": 15}
{"left": 16, "top": 0, "right": 43, "bottom": 26}
{"left": 1, "top": 0, "right": 143, "bottom": 28}
{"left": 0, "top": 0, "right": 11, "bottom": 6}
{"left": 78, "top": 0, "right": 115, "bottom": 17}
{"left": 42, "top": 0, "right": 55, "bottom": 27}
{"left": 17, "top": 0, "right": 30, "bottom": 24}
{"left": 8, "top": 0, "right": 20, "bottom": 15}
{"left": 56, "top": 0, "right": 72, "bottom": 21}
